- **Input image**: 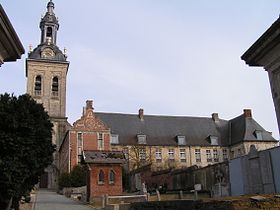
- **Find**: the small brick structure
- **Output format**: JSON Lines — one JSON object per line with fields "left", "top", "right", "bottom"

{"left": 84, "top": 151, "right": 125, "bottom": 200}
{"left": 59, "top": 101, "right": 125, "bottom": 202}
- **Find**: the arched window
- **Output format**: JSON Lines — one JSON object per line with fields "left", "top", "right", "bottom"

{"left": 98, "top": 170, "right": 104, "bottom": 184}
{"left": 109, "top": 170, "right": 115, "bottom": 184}
{"left": 46, "top": 27, "right": 52, "bottom": 38}
{"left": 52, "top": 76, "right": 59, "bottom": 96}
{"left": 34, "top": 75, "right": 42, "bottom": 96}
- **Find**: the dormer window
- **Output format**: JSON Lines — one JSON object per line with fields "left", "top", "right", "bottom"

{"left": 110, "top": 134, "right": 119, "bottom": 144}
{"left": 254, "top": 130, "right": 263, "bottom": 140}
{"left": 209, "top": 135, "right": 218, "bottom": 145}
{"left": 137, "top": 134, "right": 146, "bottom": 144}
{"left": 177, "top": 135, "right": 186, "bottom": 145}
{"left": 34, "top": 75, "right": 42, "bottom": 96}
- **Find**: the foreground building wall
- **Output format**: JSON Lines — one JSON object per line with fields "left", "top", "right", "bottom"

{"left": 0, "top": 4, "right": 24, "bottom": 67}
{"left": 242, "top": 16, "right": 280, "bottom": 134}
{"left": 229, "top": 145, "right": 280, "bottom": 196}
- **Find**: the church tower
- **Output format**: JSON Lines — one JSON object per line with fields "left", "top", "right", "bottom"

{"left": 26, "top": 0, "right": 69, "bottom": 189}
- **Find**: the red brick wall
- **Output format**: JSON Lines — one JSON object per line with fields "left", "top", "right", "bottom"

{"left": 69, "top": 131, "right": 77, "bottom": 171}
{"left": 89, "top": 164, "right": 123, "bottom": 197}
{"left": 69, "top": 131, "right": 111, "bottom": 171}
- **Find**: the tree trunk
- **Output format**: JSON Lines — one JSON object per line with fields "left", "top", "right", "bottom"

{"left": 5, "top": 197, "right": 12, "bottom": 210}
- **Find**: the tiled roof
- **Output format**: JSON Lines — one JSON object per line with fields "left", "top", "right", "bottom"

{"left": 230, "top": 114, "right": 276, "bottom": 145}
{"left": 95, "top": 111, "right": 277, "bottom": 147}
{"left": 83, "top": 150, "right": 125, "bottom": 164}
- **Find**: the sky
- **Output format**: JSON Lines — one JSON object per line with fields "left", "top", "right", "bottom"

{"left": 1, "top": 0, "right": 280, "bottom": 139}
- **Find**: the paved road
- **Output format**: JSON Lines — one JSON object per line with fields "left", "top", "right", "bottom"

{"left": 34, "top": 189, "right": 94, "bottom": 210}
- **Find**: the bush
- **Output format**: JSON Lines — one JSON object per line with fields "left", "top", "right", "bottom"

{"left": 70, "top": 165, "right": 87, "bottom": 187}
{"left": 58, "top": 165, "right": 87, "bottom": 190}
{"left": 58, "top": 172, "right": 71, "bottom": 190}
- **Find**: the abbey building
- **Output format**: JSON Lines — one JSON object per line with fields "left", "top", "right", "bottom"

{"left": 26, "top": 1, "right": 278, "bottom": 194}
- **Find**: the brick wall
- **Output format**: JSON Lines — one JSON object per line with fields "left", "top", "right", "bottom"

{"left": 68, "top": 130, "right": 111, "bottom": 171}
{"left": 88, "top": 164, "right": 123, "bottom": 197}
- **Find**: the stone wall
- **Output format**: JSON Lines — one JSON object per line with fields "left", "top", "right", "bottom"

{"left": 229, "top": 145, "right": 280, "bottom": 196}
{"left": 129, "top": 162, "right": 230, "bottom": 197}
{"left": 109, "top": 195, "right": 280, "bottom": 210}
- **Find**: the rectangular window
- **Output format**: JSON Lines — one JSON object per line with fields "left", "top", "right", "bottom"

{"left": 210, "top": 136, "right": 218, "bottom": 145}
{"left": 223, "top": 149, "right": 228, "bottom": 161}
{"left": 168, "top": 148, "right": 175, "bottom": 161}
{"left": 255, "top": 130, "right": 263, "bottom": 140}
{"left": 195, "top": 149, "right": 201, "bottom": 162}
{"left": 77, "top": 132, "right": 83, "bottom": 164}
{"left": 177, "top": 136, "right": 186, "bottom": 145}
{"left": 137, "top": 134, "right": 147, "bottom": 144}
{"left": 155, "top": 148, "right": 162, "bottom": 162}
{"left": 110, "top": 134, "right": 119, "bottom": 144}
{"left": 213, "top": 149, "right": 218, "bottom": 162}
{"left": 230, "top": 150, "right": 234, "bottom": 159}
{"left": 180, "top": 149, "right": 186, "bottom": 162}
{"left": 97, "top": 133, "right": 104, "bottom": 150}
{"left": 139, "top": 147, "right": 146, "bottom": 160}
{"left": 238, "top": 148, "right": 241, "bottom": 156}
{"left": 206, "top": 149, "right": 212, "bottom": 162}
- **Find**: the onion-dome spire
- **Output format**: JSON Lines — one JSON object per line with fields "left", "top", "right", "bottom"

{"left": 28, "top": 0, "right": 67, "bottom": 62}
{"left": 47, "top": 0, "right": 55, "bottom": 14}
{"left": 40, "top": 0, "right": 59, "bottom": 45}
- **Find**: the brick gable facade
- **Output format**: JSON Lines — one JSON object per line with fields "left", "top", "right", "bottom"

{"left": 59, "top": 100, "right": 125, "bottom": 199}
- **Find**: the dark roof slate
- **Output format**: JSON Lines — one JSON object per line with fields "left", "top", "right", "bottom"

{"left": 230, "top": 114, "right": 276, "bottom": 145}
{"left": 95, "top": 112, "right": 277, "bottom": 147}
{"left": 83, "top": 150, "right": 125, "bottom": 164}
{"left": 28, "top": 44, "right": 67, "bottom": 62}
{"left": 96, "top": 112, "right": 229, "bottom": 146}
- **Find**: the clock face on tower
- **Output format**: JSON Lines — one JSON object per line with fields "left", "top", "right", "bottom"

{"left": 41, "top": 48, "right": 55, "bottom": 59}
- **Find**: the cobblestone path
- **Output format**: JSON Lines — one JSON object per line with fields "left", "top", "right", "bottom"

{"left": 34, "top": 189, "right": 94, "bottom": 210}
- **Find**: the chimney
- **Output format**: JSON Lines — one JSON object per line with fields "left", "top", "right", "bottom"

{"left": 212, "top": 113, "right": 219, "bottom": 122}
{"left": 243, "top": 109, "right": 252, "bottom": 118}
{"left": 86, "top": 100, "right": 93, "bottom": 110}
{"left": 139, "top": 108, "right": 144, "bottom": 121}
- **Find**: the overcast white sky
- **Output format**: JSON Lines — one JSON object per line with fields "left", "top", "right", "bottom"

{"left": 1, "top": 1, "right": 280, "bottom": 139}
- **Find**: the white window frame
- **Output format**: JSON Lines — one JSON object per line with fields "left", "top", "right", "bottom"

{"left": 77, "top": 132, "right": 83, "bottom": 164}
{"left": 177, "top": 136, "right": 186, "bottom": 145}
{"left": 255, "top": 130, "right": 263, "bottom": 140}
{"left": 195, "top": 149, "right": 201, "bottom": 162}
{"left": 180, "top": 148, "right": 186, "bottom": 162}
{"left": 109, "top": 169, "right": 115, "bottom": 185}
{"left": 97, "top": 132, "right": 104, "bottom": 150}
{"left": 139, "top": 147, "right": 146, "bottom": 160}
{"left": 222, "top": 149, "right": 228, "bottom": 161}
{"left": 155, "top": 148, "right": 162, "bottom": 162}
{"left": 168, "top": 148, "right": 175, "bottom": 161}
{"left": 210, "top": 136, "right": 218, "bottom": 145}
{"left": 110, "top": 134, "right": 119, "bottom": 144}
{"left": 213, "top": 149, "right": 218, "bottom": 162}
{"left": 137, "top": 134, "right": 147, "bottom": 144}
{"left": 206, "top": 149, "right": 212, "bottom": 162}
